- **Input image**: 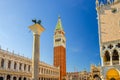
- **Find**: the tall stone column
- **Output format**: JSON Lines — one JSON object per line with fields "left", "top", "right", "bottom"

{"left": 101, "top": 57, "right": 103, "bottom": 66}
{"left": 110, "top": 53, "right": 112, "bottom": 65}
{"left": 29, "top": 22, "right": 44, "bottom": 80}
{"left": 119, "top": 54, "right": 120, "bottom": 65}
{"left": 11, "top": 60, "right": 14, "bottom": 70}
{"left": 17, "top": 63, "right": 19, "bottom": 71}
{"left": 5, "top": 59, "right": 8, "bottom": 70}
{"left": 4, "top": 75, "right": 6, "bottom": 80}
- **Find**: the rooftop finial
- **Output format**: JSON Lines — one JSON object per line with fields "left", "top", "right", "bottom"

{"left": 96, "top": 0, "right": 99, "bottom": 7}
{"left": 12, "top": 50, "right": 14, "bottom": 54}
{"left": 100, "top": 1, "right": 104, "bottom": 7}
{"left": 107, "top": 0, "right": 111, "bottom": 4}
{"left": 7, "top": 48, "right": 8, "bottom": 52}
{"left": 55, "top": 16, "right": 63, "bottom": 31}
{"left": 58, "top": 15, "right": 61, "bottom": 20}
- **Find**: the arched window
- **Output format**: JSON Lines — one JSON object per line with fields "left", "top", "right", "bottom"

{"left": 41, "top": 68, "right": 43, "bottom": 73}
{"left": 44, "top": 69, "right": 46, "bottom": 74}
{"left": 24, "top": 64, "right": 26, "bottom": 71}
{"left": 28, "top": 65, "right": 30, "bottom": 72}
{"left": 39, "top": 68, "right": 40, "bottom": 73}
{"left": 46, "top": 69, "right": 48, "bottom": 74}
{"left": 23, "top": 77, "right": 26, "bottom": 80}
{"left": 1, "top": 59, "right": 4, "bottom": 68}
{"left": 112, "top": 50, "right": 119, "bottom": 61}
{"left": 19, "top": 63, "right": 22, "bottom": 70}
{"left": 14, "top": 62, "right": 17, "bottom": 70}
{"left": 13, "top": 77, "right": 17, "bottom": 80}
{"left": 8, "top": 60, "right": 11, "bottom": 69}
{"left": 7, "top": 75, "right": 11, "bottom": 80}
{"left": 104, "top": 51, "right": 110, "bottom": 62}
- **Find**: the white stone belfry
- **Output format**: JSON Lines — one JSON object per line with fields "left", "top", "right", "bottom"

{"left": 29, "top": 23, "right": 45, "bottom": 80}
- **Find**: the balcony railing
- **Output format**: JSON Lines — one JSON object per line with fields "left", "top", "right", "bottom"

{"left": 112, "top": 61, "right": 119, "bottom": 65}
{"left": 104, "top": 61, "right": 119, "bottom": 66}
{"left": 104, "top": 61, "right": 110, "bottom": 65}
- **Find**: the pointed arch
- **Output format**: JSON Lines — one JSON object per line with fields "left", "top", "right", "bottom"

{"left": 112, "top": 49, "right": 119, "bottom": 61}
{"left": 104, "top": 51, "right": 110, "bottom": 62}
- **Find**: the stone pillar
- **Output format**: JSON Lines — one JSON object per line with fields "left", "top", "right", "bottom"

{"left": 119, "top": 55, "right": 120, "bottom": 65}
{"left": 16, "top": 77, "right": 19, "bottom": 80}
{"left": 21, "top": 63, "right": 25, "bottom": 72}
{"left": 110, "top": 53, "right": 112, "bottom": 65}
{"left": 17, "top": 62, "right": 19, "bottom": 71}
{"left": 4, "top": 75, "right": 6, "bottom": 80}
{"left": 11, "top": 75, "right": 13, "bottom": 80}
{"left": 26, "top": 65, "right": 28, "bottom": 73}
{"left": 29, "top": 23, "right": 45, "bottom": 80}
{"left": 5, "top": 59, "right": 8, "bottom": 70}
{"left": 33, "top": 34, "right": 40, "bottom": 80}
{"left": 11, "top": 60, "right": 14, "bottom": 70}
{"left": 21, "top": 77, "right": 24, "bottom": 80}
{"left": 101, "top": 56, "right": 103, "bottom": 66}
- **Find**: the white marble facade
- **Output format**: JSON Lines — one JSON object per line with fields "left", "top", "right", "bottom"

{"left": 0, "top": 48, "right": 60, "bottom": 80}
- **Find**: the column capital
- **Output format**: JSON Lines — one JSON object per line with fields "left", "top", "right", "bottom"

{"left": 29, "top": 23, "right": 45, "bottom": 35}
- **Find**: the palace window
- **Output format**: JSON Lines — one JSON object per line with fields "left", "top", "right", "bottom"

{"left": 28, "top": 65, "right": 30, "bottom": 72}
{"left": 104, "top": 51, "right": 110, "bottom": 62}
{"left": 8, "top": 60, "right": 11, "bottom": 69}
{"left": 39, "top": 68, "right": 40, "bottom": 73}
{"left": 1, "top": 59, "right": 4, "bottom": 68}
{"left": 24, "top": 64, "right": 26, "bottom": 71}
{"left": 112, "top": 50, "right": 119, "bottom": 61}
{"left": 19, "top": 63, "right": 22, "bottom": 70}
{"left": 41, "top": 68, "right": 43, "bottom": 73}
{"left": 14, "top": 62, "right": 17, "bottom": 70}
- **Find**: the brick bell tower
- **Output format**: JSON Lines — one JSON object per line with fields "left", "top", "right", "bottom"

{"left": 54, "top": 16, "right": 66, "bottom": 80}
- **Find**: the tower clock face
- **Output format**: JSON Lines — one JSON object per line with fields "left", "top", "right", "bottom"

{"left": 100, "top": 6, "right": 120, "bottom": 43}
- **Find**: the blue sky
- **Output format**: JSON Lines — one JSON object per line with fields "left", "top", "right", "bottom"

{"left": 0, "top": 0, "right": 101, "bottom": 72}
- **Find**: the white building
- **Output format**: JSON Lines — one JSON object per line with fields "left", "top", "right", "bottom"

{"left": 96, "top": 0, "right": 120, "bottom": 79}
{"left": 0, "top": 48, "right": 60, "bottom": 80}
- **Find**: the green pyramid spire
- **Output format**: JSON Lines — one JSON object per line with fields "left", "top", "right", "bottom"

{"left": 55, "top": 16, "right": 63, "bottom": 31}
